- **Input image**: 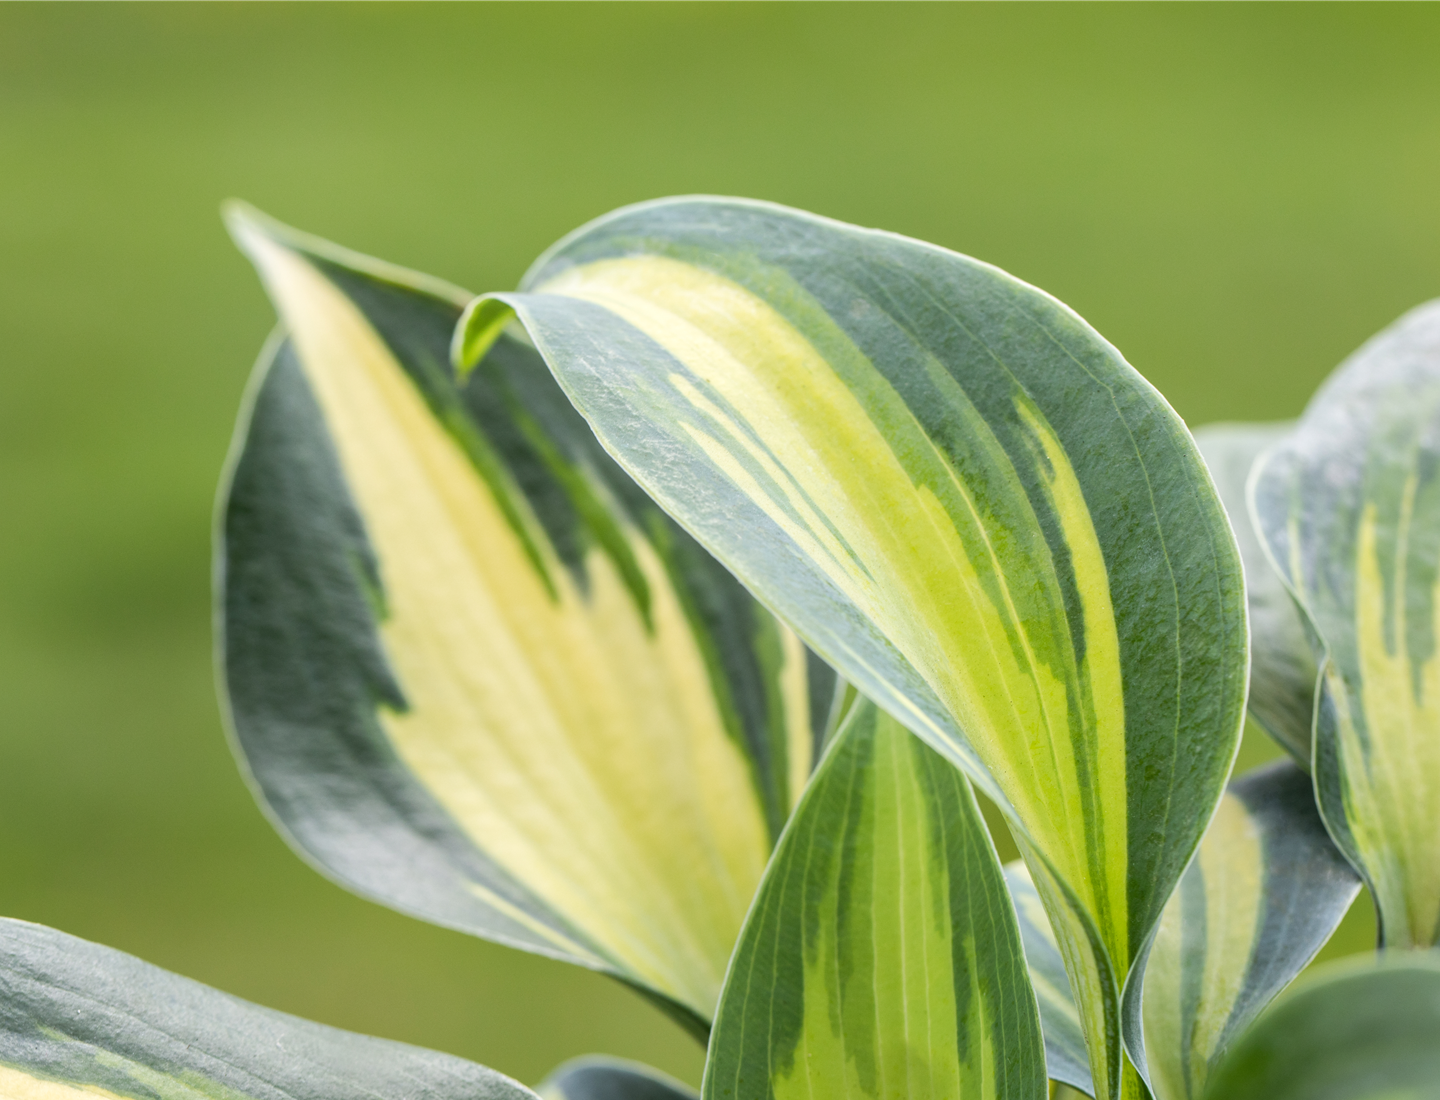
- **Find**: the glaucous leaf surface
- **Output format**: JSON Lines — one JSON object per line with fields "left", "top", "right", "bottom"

{"left": 1139, "top": 760, "right": 1361, "bottom": 1100}
{"left": 0, "top": 918, "right": 534, "bottom": 1100}
{"left": 1201, "top": 954, "right": 1440, "bottom": 1100}
{"left": 1193, "top": 422, "right": 1317, "bottom": 764}
{"left": 704, "top": 699, "right": 1046, "bottom": 1100}
{"left": 1006, "top": 863, "right": 1093, "bottom": 1097}
{"left": 460, "top": 196, "right": 1249, "bottom": 1098}
{"left": 1251, "top": 300, "right": 1440, "bottom": 948}
{"left": 223, "top": 206, "right": 833, "bottom": 1032}
{"left": 538, "top": 1058, "right": 698, "bottom": 1100}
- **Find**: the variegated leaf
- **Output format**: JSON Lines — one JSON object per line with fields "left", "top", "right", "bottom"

{"left": 704, "top": 699, "right": 1046, "bottom": 1100}
{"left": 459, "top": 197, "right": 1249, "bottom": 1098}
{"left": 1140, "top": 760, "right": 1361, "bottom": 1100}
{"left": 1010, "top": 762, "right": 1360, "bottom": 1099}
{"left": 1193, "top": 423, "right": 1317, "bottom": 764}
{"left": 223, "top": 206, "right": 834, "bottom": 1032}
{"left": 1201, "top": 953, "right": 1440, "bottom": 1100}
{"left": 538, "top": 1058, "right": 698, "bottom": 1100}
{"left": 1250, "top": 299, "right": 1440, "bottom": 948}
{"left": 0, "top": 918, "right": 533, "bottom": 1100}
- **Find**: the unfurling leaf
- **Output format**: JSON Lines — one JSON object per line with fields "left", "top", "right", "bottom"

{"left": 223, "top": 205, "right": 834, "bottom": 1033}
{"left": 1250, "top": 300, "right": 1440, "bottom": 948}
{"left": 1193, "top": 423, "right": 1318, "bottom": 764}
{"left": 460, "top": 197, "right": 1248, "bottom": 1098}
{"left": 0, "top": 918, "right": 533, "bottom": 1100}
{"left": 1201, "top": 953, "right": 1440, "bottom": 1100}
{"left": 704, "top": 699, "right": 1046, "bottom": 1100}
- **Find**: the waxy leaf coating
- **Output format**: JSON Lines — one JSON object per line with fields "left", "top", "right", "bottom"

{"left": 0, "top": 918, "right": 534, "bottom": 1100}
{"left": 1251, "top": 300, "right": 1440, "bottom": 948}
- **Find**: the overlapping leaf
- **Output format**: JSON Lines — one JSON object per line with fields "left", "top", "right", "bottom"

{"left": 539, "top": 1058, "right": 699, "bottom": 1100}
{"left": 1250, "top": 300, "right": 1440, "bottom": 948}
{"left": 0, "top": 918, "right": 533, "bottom": 1100}
{"left": 1139, "top": 760, "right": 1360, "bottom": 1099}
{"left": 1193, "top": 423, "right": 1317, "bottom": 764}
{"left": 223, "top": 206, "right": 834, "bottom": 1032}
{"left": 1011, "top": 762, "right": 1359, "bottom": 1098}
{"left": 1201, "top": 954, "right": 1440, "bottom": 1100}
{"left": 458, "top": 196, "right": 1249, "bottom": 1097}
{"left": 704, "top": 699, "right": 1046, "bottom": 1100}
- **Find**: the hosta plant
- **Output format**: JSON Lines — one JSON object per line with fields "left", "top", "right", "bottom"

{"left": 2, "top": 198, "right": 1438, "bottom": 1100}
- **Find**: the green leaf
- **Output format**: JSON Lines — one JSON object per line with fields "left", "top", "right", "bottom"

{"left": 459, "top": 196, "right": 1249, "bottom": 1098}
{"left": 0, "top": 917, "right": 534, "bottom": 1100}
{"left": 1006, "top": 863, "right": 1094, "bottom": 1097}
{"left": 1200, "top": 953, "right": 1440, "bottom": 1100}
{"left": 1140, "top": 760, "right": 1361, "bottom": 1100}
{"left": 538, "top": 1058, "right": 698, "bottom": 1100}
{"left": 1193, "top": 423, "right": 1318, "bottom": 764}
{"left": 222, "top": 204, "right": 835, "bottom": 1032}
{"left": 704, "top": 698, "right": 1046, "bottom": 1100}
{"left": 1250, "top": 300, "right": 1440, "bottom": 948}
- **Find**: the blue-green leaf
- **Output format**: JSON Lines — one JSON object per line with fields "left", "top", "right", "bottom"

{"left": 460, "top": 196, "right": 1248, "bottom": 1099}
{"left": 0, "top": 918, "right": 534, "bottom": 1100}
{"left": 1250, "top": 299, "right": 1440, "bottom": 948}
{"left": 1201, "top": 953, "right": 1440, "bottom": 1100}
{"left": 538, "top": 1058, "right": 698, "bottom": 1100}
{"left": 703, "top": 699, "right": 1046, "bottom": 1100}
{"left": 223, "top": 205, "right": 833, "bottom": 1033}
{"left": 1193, "top": 422, "right": 1317, "bottom": 764}
{"left": 1006, "top": 863, "right": 1093, "bottom": 1096}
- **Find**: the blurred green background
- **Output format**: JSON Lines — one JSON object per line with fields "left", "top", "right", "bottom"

{"left": 2, "top": 2, "right": 1437, "bottom": 1089}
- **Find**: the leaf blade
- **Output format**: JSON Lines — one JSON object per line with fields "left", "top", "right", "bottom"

{"left": 1250, "top": 299, "right": 1440, "bottom": 948}
{"left": 222, "top": 205, "right": 832, "bottom": 1026}
{"left": 703, "top": 699, "right": 1047, "bottom": 1100}
{"left": 0, "top": 919, "right": 534, "bottom": 1100}
{"left": 1192, "top": 422, "right": 1318, "bottom": 764}
{"left": 1140, "top": 760, "right": 1361, "bottom": 1100}
{"left": 1200, "top": 954, "right": 1440, "bottom": 1100}
{"left": 538, "top": 1058, "right": 698, "bottom": 1100}
{"left": 466, "top": 196, "right": 1249, "bottom": 1096}
{"left": 1006, "top": 862, "right": 1095, "bottom": 1097}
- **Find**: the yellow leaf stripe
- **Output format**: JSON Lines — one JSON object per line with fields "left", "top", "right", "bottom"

{"left": 705, "top": 701, "right": 1045, "bottom": 1100}
{"left": 528, "top": 251, "right": 1128, "bottom": 1094}
{"left": 230, "top": 220, "right": 796, "bottom": 1020}
{"left": 1251, "top": 299, "right": 1440, "bottom": 951}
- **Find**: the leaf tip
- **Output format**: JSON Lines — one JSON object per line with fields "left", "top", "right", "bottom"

{"left": 452, "top": 294, "right": 517, "bottom": 379}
